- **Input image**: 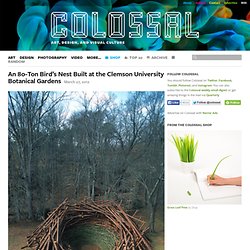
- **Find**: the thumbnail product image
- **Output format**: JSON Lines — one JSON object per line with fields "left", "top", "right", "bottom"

{"left": 167, "top": 131, "right": 241, "bottom": 204}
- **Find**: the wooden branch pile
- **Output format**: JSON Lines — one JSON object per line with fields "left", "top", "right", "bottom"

{"left": 22, "top": 198, "right": 152, "bottom": 250}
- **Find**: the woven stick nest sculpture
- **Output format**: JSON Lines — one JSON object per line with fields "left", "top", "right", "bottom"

{"left": 22, "top": 198, "right": 152, "bottom": 250}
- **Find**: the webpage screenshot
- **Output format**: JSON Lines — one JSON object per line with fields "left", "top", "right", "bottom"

{"left": 1, "top": 1, "right": 250, "bottom": 250}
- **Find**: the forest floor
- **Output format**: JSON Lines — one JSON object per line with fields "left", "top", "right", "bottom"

{"left": 139, "top": 206, "right": 164, "bottom": 250}
{"left": 8, "top": 221, "right": 40, "bottom": 250}
{"left": 8, "top": 206, "right": 164, "bottom": 250}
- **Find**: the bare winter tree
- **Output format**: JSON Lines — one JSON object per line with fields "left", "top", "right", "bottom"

{"left": 134, "top": 92, "right": 164, "bottom": 232}
{"left": 108, "top": 92, "right": 151, "bottom": 194}
{"left": 8, "top": 91, "right": 66, "bottom": 219}
{"left": 68, "top": 92, "right": 115, "bottom": 200}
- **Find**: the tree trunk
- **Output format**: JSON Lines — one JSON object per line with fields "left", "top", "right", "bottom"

{"left": 51, "top": 162, "right": 55, "bottom": 208}
{"left": 91, "top": 178, "right": 96, "bottom": 201}
{"left": 149, "top": 203, "right": 157, "bottom": 233}
{"left": 144, "top": 188, "right": 148, "bottom": 206}
{"left": 91, "top": 164, "right": 96, "bottom": 200}
{"left": 74, "top": 167, "right": 81, "bottom": 199}
{"left": 147, "top": 172, "right": 163, "bottom": 232}
{"left": 87, "top": 168, "right": 91, "bottom": 197}
{"left": 25, "top": 182, "right": 33, "bottom": 219}
{"left": 25, "top": 131, "right": 33, "bottom": 219}
{"left": 13, "top": 191, "right": 20, "bottom": 222}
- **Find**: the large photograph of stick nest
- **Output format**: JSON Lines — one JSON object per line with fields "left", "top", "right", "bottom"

{"left": 9, "top": 91, "right": 164, "bottom": 250}
{"left": 22, "top": 198, "right": 151, "bottom": 250}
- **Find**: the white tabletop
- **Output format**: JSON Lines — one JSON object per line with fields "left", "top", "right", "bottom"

{"left": 167, "top": 165, "right": 241, "bottom": 205}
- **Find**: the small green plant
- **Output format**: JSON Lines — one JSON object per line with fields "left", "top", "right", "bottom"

{"left": 171, "top": 134, "right": 198, "bottom": 163}
{"left": 210, "top": 155, "right": 231, "bottom": 180}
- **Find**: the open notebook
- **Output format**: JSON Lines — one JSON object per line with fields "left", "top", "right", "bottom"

{"left": 194, "top": 169, "right": 241, "bottom": 200}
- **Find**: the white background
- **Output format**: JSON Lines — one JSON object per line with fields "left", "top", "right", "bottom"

{"left": 1, "top": 51, "right": 250, "bottom": 250}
